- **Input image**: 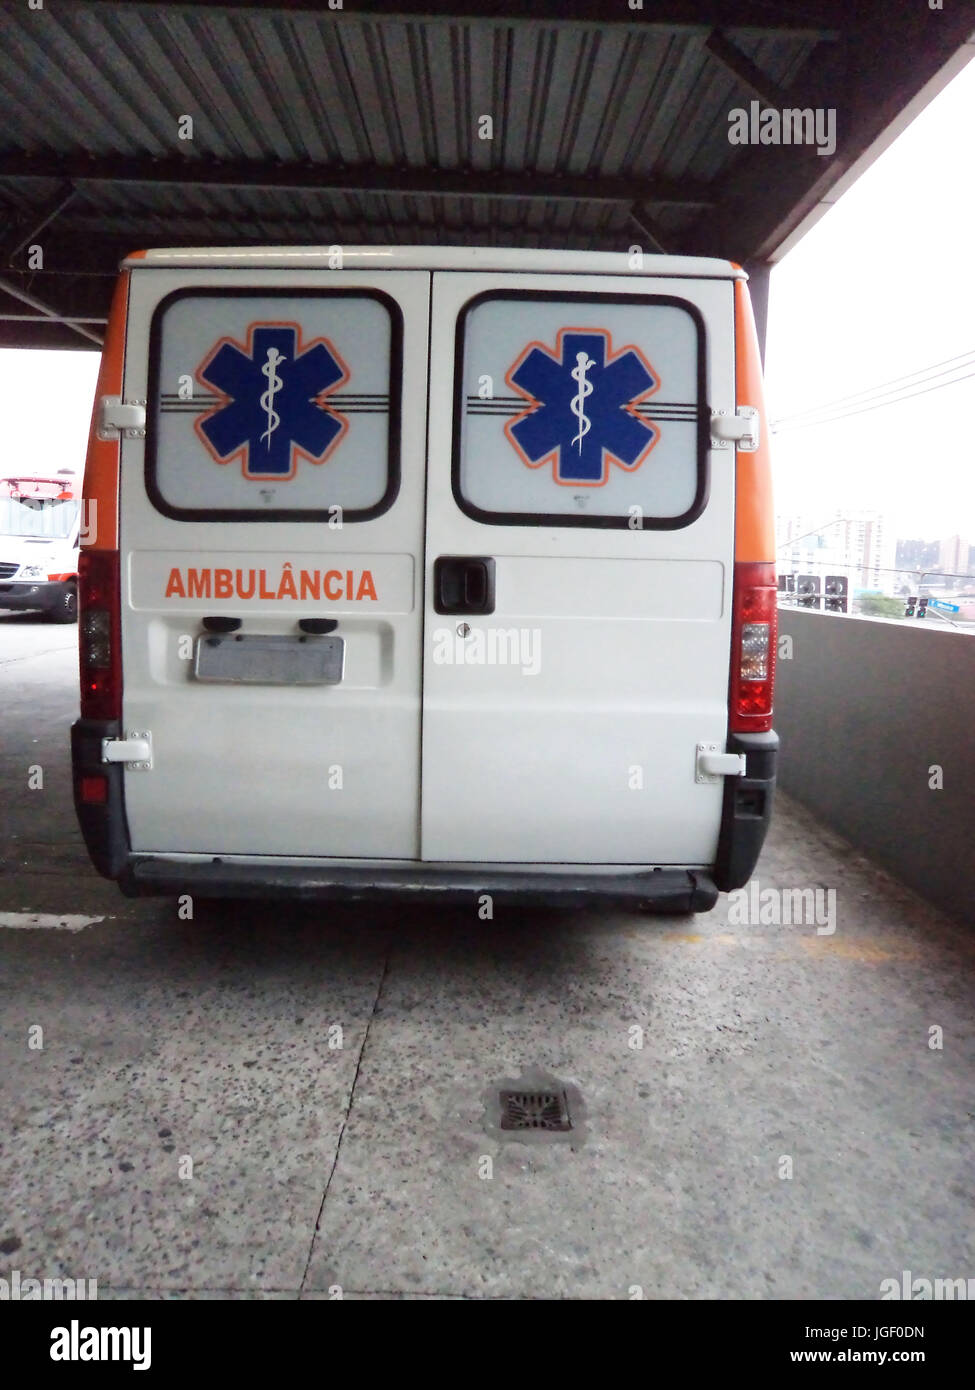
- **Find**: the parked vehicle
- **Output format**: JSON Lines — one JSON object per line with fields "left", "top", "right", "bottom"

{"left": 0, "top": 476, "right": 80, "bottom": 622}
{"left": 72, "top": 246, "right": 777, "bottom": 909}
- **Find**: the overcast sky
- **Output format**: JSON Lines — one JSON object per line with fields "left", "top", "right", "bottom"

{"left": 765, "top": 54, "right": 975, "bottom": 542}
{"left": 1, "top": 53, "right": 972, "bottom": 547}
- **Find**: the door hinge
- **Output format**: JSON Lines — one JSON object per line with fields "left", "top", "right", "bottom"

{"left": 696, "top": 743, "right": 746, "bottom": 785}
{"left": 101, "top": 731, "right": 153, "bottom": 770}
{"left": 710, "top": 406, "right": 759, "bottom": 452}
{"left": 97, "top": 396, "right": 147, "bottom": 440}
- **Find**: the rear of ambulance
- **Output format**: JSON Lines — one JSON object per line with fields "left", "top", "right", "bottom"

{"left": 71, "top": 247, "right": 776, "bottom": 909}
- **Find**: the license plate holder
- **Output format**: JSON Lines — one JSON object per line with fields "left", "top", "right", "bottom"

{"left": 194, "top": 633, "right": 345, "bottom": 685}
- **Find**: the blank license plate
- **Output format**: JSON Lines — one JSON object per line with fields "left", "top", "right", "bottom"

{"left": 194, "top": 633, "right": 345, "bottom": 685}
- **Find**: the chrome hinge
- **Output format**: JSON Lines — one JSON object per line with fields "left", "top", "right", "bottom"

{"left": 696, "top": 742, "right": 746, "bottom": 785}
{"left": 710, "top": 406, "right": 759, "bottom": 452}
{"left": 97, "top": 396, "right": 147, "bottom": 440}
{"left": 101, "top": 731, "right": 153, "bottom": 770}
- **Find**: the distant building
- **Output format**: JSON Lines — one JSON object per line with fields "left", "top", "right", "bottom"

{"left": 938, "top": 534, "right": 970, "bottom": 578}
{"left": 776, "top": 510, "right": 895, "bottom": 592}
{"left": 895, "top": 537, "right": 940, "bottom": 571}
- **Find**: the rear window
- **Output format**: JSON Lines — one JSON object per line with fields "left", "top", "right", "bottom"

{"left": 146, "top": 288, "right": 402, "bottom": 522}
{"left": 453, "top": 291, "right": 708, "bottom": 528}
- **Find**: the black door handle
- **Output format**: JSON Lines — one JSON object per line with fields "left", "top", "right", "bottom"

{"left": 433, "top": 556, "right": 496, "bottom": 615}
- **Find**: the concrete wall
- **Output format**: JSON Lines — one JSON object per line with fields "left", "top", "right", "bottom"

{"left": 774, "top": 608, "right": 975, "bottom": 923}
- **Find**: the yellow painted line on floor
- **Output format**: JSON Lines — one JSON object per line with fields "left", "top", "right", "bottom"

{"left": 798, "top": 936, "right": 921, "bottom": 963}
{"left": 652, "top": 931, "right": 923, "bottom": 962}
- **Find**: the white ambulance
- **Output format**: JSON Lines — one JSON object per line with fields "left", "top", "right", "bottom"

{"left": 0, "top": 475, "right": 80, "bottom": 622}
{"left": 72, "top": 246, "right": 778, "bottom": 911}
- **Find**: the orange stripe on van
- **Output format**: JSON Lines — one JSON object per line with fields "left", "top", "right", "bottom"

{"left": 82, "top": 270, "right": 129, "bottom": 552}
{"left": 733, "top": 277, "right": 775, "bottom": 564}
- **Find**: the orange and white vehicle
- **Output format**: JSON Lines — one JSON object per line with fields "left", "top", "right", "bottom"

{"left": 0, "top": 474, "right": 81, "bottom": 623}
{"left": 72, "top": 246, "right": 777, "bottom": 910}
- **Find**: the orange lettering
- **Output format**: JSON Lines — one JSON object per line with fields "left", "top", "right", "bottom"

{"left": 259, "top": 569, "right": 275, "bottom": 599}
{"left": 165, "top": 567, "right": 185, "bottom": 598}
{"left": 300, "top": 569, "right": 320, "bottom": 600}
{"left": 236, "top": 569, "right": 256, "bottom": 599}
{"left": 187, "top": 568, "right": 211, "bottom": 599}
{"left": 357, "top": 570, "right": 377, "bottom": 601}
{"left": 214, "top": 568, "right": 232, "bottom": 598}
{"left": 323, "top": 569, "right": 342, "bottom": 600}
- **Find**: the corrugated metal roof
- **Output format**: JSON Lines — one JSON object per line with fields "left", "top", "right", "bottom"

{"left": 0, "top": 0, "right": 971, "bottom": 348}
{"left": 0, "top": 4, "right": 819, "bottom": 255}
{"left": 1, "top": 8, "right": 816, "bottom": 175}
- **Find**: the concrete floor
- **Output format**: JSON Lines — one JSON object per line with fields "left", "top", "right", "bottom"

{"left": 1, "top": 612, "right": 973, "bottom": 1299}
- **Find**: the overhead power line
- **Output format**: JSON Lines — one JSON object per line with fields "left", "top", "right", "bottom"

{"left": 770, "top": 347, "right": 975, "bottom": 430}
{"left": 772, "top": 364, "right": 975, "bottom": 433}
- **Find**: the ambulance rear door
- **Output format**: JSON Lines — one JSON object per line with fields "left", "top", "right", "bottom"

{"left": 118, "top": 268, "right": 429, "bottom": 859}
{"left": 421, "top": 270, "right": 735, "bottom": 866}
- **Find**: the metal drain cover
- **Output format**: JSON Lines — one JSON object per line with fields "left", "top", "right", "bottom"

{"left": 499, "top": 1088, "right": 572, "bottom": 1132}
{"left": 482, "top": 1067, "right": 586, "bottom": 1145}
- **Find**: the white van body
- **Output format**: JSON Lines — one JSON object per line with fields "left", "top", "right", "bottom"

{"left": 73, "top": 247, "right": 778, "bottom": 911}
{"left": 0, "top": 480, "right": 80, "bottom": 622}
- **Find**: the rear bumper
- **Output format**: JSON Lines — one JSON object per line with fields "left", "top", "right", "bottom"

{"left": 0, "top": 579, "right": 68, "bottom": 611}
{"left": 118, "top": 858, "right": 717, "bottom": 911}
{"left": 72, "top": 716, "right": 775, "bottom": 909}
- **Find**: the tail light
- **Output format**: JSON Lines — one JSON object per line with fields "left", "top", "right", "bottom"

{"left": 79, "top": 549, "right": 121, "bottom": 720}
{"left": 730, "top": 560, "right": 777, "bottom": 733}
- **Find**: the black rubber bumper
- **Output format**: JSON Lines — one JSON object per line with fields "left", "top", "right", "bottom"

{"left": 119, "top": 858, "right": 718, "bottom": 912}
{"left": 713, "top": 729, "right": 779, "bottom": 893}
{"left": 0, "top": 579, "right": 66, "bottom": 611}
{"left": 71, "top": 718, "right": 132, "bottom": 879}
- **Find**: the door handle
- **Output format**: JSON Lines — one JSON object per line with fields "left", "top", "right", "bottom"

{"left": 433, "top": 556, "right": 496, "bottom": 615}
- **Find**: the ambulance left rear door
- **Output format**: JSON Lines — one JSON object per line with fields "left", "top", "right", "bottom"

{"left": 117, "top": 268, "right": 429, "bottom": 860}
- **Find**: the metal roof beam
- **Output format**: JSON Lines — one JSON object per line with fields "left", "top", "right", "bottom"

{"left": 56, "top": 0, "right": 844, "bottom": 40}
{"left": 704, "top": 30, "right": 790, "bottom": 109}
{"left": 0, "top": 313, "right": 107, "bottom": 323}
{"left": 628, "top": 204, "right": 670, "bottom": 255}
{"left": 0, "top": 275, "right": 104, "bottom": 347}
{"left": 1, "top": 183, "right": 77, "bottom": 265}
{"left": 0, "top": 155, "right": 715, "bottom": 207}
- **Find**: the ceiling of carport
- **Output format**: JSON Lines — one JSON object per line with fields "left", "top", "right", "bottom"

{"left": 0, "top": 0, "right": 971, "bottom": 348}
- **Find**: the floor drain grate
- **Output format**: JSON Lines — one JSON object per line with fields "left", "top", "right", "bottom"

{"left": 499, "top": 1088, "right": 572, "bottom": 1132}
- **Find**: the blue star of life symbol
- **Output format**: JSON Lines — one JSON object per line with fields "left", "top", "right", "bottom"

{"left": 195, "top": 322, "right": 349, "bottom": 479}
{"left": 505, "top": 328, "right": 659, "bottom": 484}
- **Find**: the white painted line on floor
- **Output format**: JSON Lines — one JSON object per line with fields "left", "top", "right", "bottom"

{"left": 0, "top": 912, "right": 106, "bottom": 932}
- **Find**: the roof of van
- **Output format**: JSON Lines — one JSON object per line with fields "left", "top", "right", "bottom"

{"left": 123, "top": 246, "right": 746, "bottom": 279}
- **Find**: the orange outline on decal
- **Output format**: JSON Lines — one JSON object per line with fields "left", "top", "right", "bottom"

{"left": 193, "top": 320, "right": 351, "bottom": 482}
{"left": 503, "top": 327, "right": 661, "bottom": 488}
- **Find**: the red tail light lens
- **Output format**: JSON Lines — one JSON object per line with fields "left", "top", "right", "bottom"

{"left": 730, "top": 560, "right": 777, "bottom": 732}
{"left": 79, "top": 775, "right": 108, "bottom": 804}
{"left": 79, "top": 549, "right": 121, "bottom": 721}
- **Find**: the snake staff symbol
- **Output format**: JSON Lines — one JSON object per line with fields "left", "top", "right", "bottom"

{"left": 505, "top": 328, "right": 660, "bottom": 486}
{"left": 571, "top": 350, "right": 596, "bottom": 454}
{"left": 194, "top": 322, "right": 350, "bottom": 480}
{"left": 260, "top": 346, "right": 286, "bottom": 449}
